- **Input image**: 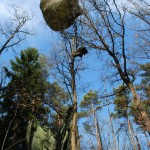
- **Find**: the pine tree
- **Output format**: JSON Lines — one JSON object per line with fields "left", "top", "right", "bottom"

{"left": 112, "top": 85, "right": 130, "bottom": 118}
{"left": 80, "top": 90, "right": 103, "bottom": 150}
{"left": 45, "top": 82, "right": 70, "bottom": 134}
{"left": 1, "top": 48, "right": 49, "bottom": 150}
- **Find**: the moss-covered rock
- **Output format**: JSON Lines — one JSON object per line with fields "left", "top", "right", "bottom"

{"left": 40, "top": 0, "right": 82, "bottom": 31}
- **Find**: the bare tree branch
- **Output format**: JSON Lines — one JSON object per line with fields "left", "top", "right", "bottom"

{"left": 0, "top": 5, "right": 34, "bottom": 55}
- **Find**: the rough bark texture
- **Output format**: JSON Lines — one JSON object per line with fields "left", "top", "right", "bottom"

{"left": 108, "top": 110, "right": 116, "bottom": 150}
{"left": 40, "top": 0, "right": 82, "bottom": 31}
{"left": 128, "top": 119, "right": 137, "bottom": 150}
{"left": 71, "top": 112, "right": 78, "bottom": 150}
{"left": 70, "top": 40, "right": 79, "bottom": 150}
{"left": 92, "top": 105, "right": 103, "bottom": 150}
{"left": 127, "top": 84, "right": 150, "bottom": 134}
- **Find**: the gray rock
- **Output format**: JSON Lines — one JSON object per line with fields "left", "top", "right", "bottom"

{"left": 40, "top": 0, "right": 82, "bottom": 31}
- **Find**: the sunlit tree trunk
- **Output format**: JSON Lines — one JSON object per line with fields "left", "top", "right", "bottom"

{"left": 70, "top": 38, "right": 79, "bottom": 150}
{"left": 129, "top": 119, "right": 141, "bottom": 150}
{"left": 128, "top": 118, "right": 137, "bottom": 150}
{"left": 108, "top": 109, "right": 116, "bottom": 150}
{"left": 92, "top": 104, "right": 103, "bottom": 150}
{"left": 77, "top": 129, "right": 81, "bottom": 150}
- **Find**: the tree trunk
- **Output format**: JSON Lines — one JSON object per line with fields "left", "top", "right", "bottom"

{"left": 128, "top": 118, "right": 137, "bottom": 150}
{"left": 92, "top": 105, "right": 103, "bottom": 150}
{"left": 108, "top": 47, "right": 150, "bottom": 133}
{"left": 128, "top": 83, "right": 138, "bottom": 103}
{"left": 108, "top": 109, "right": 116, "bottom": 150}
{"left": 143, "top": 131, "right": 150, "bottom": 147}
{"left": 130, "top": 120, "right": 141, "bottom": 150}
{"left": 77, "top": 127, "right": 81, "bottom": 150}
{"left": 70, "top": 38, "right": 79, "bottom": 150}
{"left": 128, "top": 83, "right": 150, "bottom": 133}
{"left": 71, "top": 112, "right": 78, "bottom": 150}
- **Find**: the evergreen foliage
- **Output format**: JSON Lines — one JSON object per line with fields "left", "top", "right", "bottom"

{"left": 0, "top": 48, "right": 49, "bottom": 150}
{"left": 112, "top": 85, "right": 130, "bottom": 118}
{"left": 79, "top": 90, "right": 100, "bottom": 133}
{"left": 80, "top": 90, "right": 100, "bottom": 110}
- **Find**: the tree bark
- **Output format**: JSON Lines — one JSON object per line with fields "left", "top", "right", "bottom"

{"left": 128, "top": 118, "right": 137, "bottom": 150}
{"left": 77, "top": 127, "right": 81, "bottom": 150}
{"left": 70, "top": 38, "right": 79, "bottom": 150}
{"left": 130, "top": 119, "right": 141, "bottom": 150}
{"left": 92, "top": 105, "right": 103, "bottom": 150}
{"left": 108, "top": 109, "right": 116, "bottom": 150}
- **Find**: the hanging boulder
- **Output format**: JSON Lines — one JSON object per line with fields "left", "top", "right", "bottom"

{"left": 40, "top": 0, "right": 82, "bottom": 31}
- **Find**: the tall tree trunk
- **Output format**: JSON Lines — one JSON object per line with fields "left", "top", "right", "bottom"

{"left": 70, "top": 38, "right": 79, "bottom": 150}
{"left": 92, "top": 105, "right": 103, "bottom": 150}
{"left": 128, "top": 83, "right": 138, "bottom": 103}
{"left": 108, "top": 48, "right": 150, "bottom": 133}
{"left": 108, "top": 109, "right": 116, "bottom": 150}
{"left": 71, "top": 112, "right": 77, "bottom": 150}
{"left": 130, "top": 120, "right": 141, "bottom": 150}
{"left": 77, "top": 127, "right": 81, "bottom": 150}
{"left": 128, "top": 118, "right": 137, "bottom": 150}
{"left": 128, "top": 83, "right": 150, "bottom": 133}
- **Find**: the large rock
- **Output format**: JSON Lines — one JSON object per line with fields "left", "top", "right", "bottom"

{"left": 40, "top": 0, "right": 82, "bottom": 31}
{"left": 26, "top": 122, "right": 56, "bottom": 150}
